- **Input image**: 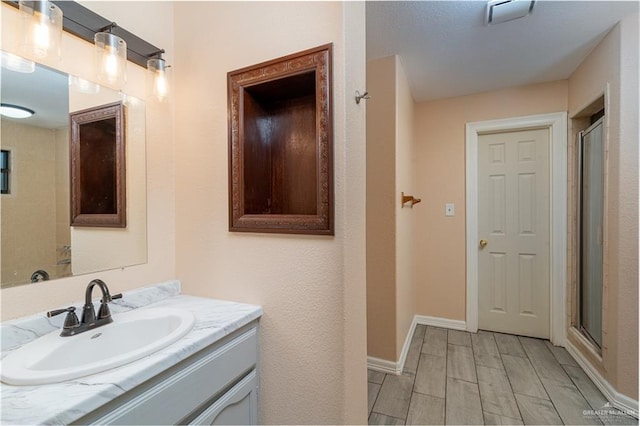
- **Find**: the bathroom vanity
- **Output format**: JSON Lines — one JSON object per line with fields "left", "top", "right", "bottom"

{"left": 0, "top": 281, "right": 263, "bottom": 425}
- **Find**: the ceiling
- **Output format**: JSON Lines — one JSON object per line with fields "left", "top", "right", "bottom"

{"left": 2, "top": 1, "right": 636, "bottom": 123}
{"left": 1, "top": 62, "right": 69, "bottom": 129}
{"left": 366, "top": 1, "right": 639, "bottom": 102}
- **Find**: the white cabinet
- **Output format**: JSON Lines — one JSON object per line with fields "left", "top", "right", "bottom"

{"left": 191, "top": 370, "right": 258, "bottom": 425}
{"left": 76, "top": 322, "right": 259, "bottom": 425}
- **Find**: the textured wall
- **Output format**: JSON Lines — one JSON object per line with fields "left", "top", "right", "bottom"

{"left": 615, "top": 12, "right": 638, "bottom": 402}
{"left": 568, "top": 14, "right": 639, "bottom": 400}
{"left": 173, "top": 2, "right": 367, "bottom": 424}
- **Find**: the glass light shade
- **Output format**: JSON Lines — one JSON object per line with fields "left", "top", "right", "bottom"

{"left": 1, "top": 51, "right": 35, "bottom": 73}
{"left": 94, "top": 32, "right": 127, "bottom": 89}
{"left": 18, "top": 1, "right": 63, "bottom": 61}
{"left": 147, "top": 58, "right": 169, "bottom": 102}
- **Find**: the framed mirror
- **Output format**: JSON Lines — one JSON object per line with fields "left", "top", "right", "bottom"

{"left": 70, "top": 101, "right": 126, "bottom": 228}
{"left": 227, "top": 44, "right": 334, "bottom": 235}
{"left": 0, "top": 52, "right": 147, "bottom": 288}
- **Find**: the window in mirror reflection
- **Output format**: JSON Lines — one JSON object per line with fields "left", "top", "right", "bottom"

{"left": 0, "top": 150, "right": 10, "bottom": 194}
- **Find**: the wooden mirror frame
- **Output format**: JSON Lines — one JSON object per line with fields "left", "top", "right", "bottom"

{"left": 70, "top": 101, "right": 126, "bottom": 228}
{"left": 227, "top": 44, "right": 333, "bottom": 235}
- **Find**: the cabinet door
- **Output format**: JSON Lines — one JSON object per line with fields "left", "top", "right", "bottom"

{"left": 191, "top": 370, "right": 258, "bottom": 425}
{"left": 80, "top": 327, "right": 258, "bottom": 425}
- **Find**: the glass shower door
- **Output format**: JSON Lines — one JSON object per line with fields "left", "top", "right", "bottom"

{"left": 578, "top": 117, "right": 604, "bottom": 349}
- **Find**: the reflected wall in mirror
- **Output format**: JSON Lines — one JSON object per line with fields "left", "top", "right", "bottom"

{"left": 70, "top": 101, "right": 126, "bottom": 227}
{"left": 0, "top": 52, "right": 147, "bottom": 288}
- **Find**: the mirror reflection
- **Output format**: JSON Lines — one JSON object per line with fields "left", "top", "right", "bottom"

{"left": 0, "top": 52, "right": 147, "bottom": 288}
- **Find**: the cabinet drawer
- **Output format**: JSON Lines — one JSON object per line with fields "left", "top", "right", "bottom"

{"left": 190, "top": 369, "right": 258, "bottom": 425}
{"left": 90, "top": 327, "right": 257, "bottom": 425}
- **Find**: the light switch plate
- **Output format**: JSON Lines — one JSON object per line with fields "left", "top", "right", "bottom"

{"left": 445, "top": 203, "right": 455, "bottom": 217}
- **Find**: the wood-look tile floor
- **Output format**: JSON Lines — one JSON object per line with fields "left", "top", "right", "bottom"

{"left": 368, "top": 326, "right": 638, "bottom": 425}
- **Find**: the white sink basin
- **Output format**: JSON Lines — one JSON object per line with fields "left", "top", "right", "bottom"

{"left": 1, "top": 307, "right": 195, "bottom": 386}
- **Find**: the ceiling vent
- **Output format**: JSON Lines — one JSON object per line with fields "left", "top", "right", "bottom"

{"left": 486, "top": 0, "right": 535, "bottom": 25}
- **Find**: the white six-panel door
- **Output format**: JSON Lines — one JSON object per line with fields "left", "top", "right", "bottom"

{"left": 477, "top": 128, "right": 550, "bottom": 339}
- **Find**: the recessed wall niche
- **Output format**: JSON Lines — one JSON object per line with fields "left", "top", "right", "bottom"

{"left": 228, "top": 44, "right": 333, "bottom": 235}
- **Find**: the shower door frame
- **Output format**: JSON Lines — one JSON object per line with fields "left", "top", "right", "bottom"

{"left": 576, "top": 116, "right": 606, "bottom": 351}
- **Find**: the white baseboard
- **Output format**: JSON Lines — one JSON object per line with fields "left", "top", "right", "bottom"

{"left": 367, "top": 315, "right": 467, "bottom": 375}
{"left": 367, "top": 356, "right": 401, "bottom": 375}
{"left": 415, "top": 315, "right": 467, "bottom": 331}
{"left": 566, "top": 340, "right": 639, "bottom": 418}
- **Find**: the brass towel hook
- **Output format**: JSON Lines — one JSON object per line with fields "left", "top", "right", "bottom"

{"left": 401, "top": 192, "right": 422, "bottom": 208}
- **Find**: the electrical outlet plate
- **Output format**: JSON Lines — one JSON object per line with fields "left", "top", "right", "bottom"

{"left": 445, "top": 203, "right": 455, "bottom": 217}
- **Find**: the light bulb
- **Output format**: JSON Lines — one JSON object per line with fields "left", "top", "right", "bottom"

{"left": 147, "top": 57, "right": 169, "bottom": 102}
{"left": 32, "top": 17, "right": 51, "bottom": 57}
{"left": 155, "top": 70, "right": 168, "bottom": 100}
{"left": 104, "top": 48, "right": 119, "bottom": 83}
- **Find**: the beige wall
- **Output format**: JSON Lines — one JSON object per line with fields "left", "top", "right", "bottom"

{"left": 1, "top": 2, "right": 175, "bottom": 319}
{"left": 341, "top": 4, "right": 367, "bottom": 421}
{"left": 366, "top": 56, "right": 397, "bottom": 361}
{"left": 567, "top": 14, "right": 639, "bottom": 400}
{"left": 394, "top": 58, "right": 416, "bottom": 358}
{"left": 413, "top": 80, "right": 569, "bottom": 321}
{"left": 615, "top": 13, "right": 638, "bottom": 402}
{"left": 1, "top": 120, "right": 57, "bottom": 286}
{"left": 173, "top": 2, "right": 367, "bottom": 424}
{"left": 366, "top": 55, "right": 416, "bottom": 362}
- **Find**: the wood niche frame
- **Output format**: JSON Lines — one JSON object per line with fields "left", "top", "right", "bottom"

{"left": 70, "top": 101, "right": 126, "bottom": 228}
{"left": 227, "top": 44, "right": 334, "bottom": 235}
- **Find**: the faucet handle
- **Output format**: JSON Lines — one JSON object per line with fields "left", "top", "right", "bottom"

{"left": 47, "top": 307, "right": 73, "bottom": 318}
{"left": 47, "top": 306, "right": 80, "bottom": 331}
{"left": 97, "top": 293, "right": 123, "bottom": 320}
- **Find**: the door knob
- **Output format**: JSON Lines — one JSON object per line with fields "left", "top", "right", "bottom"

{"left": 479, "top": 239, "right": 488, "bottom": 249}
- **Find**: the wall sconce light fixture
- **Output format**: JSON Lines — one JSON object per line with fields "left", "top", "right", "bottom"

{"left": 18, "top": 0, "right": 63, "bottom": 61}
{"left": 94, "top": 23, "right": 127, "bottom": 89}
{"left": 8, "top": 0, "right": 170, "bottom": 94}
{"left": 147, "top": 51, "right": 169, "bottom": 102}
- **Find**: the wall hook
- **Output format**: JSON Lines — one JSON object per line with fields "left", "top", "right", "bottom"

{"left": 355, "top": 90, "right": 371, "bottom": 104}
{"left": 401, "top": 192, "right": 422, "bottom": 208}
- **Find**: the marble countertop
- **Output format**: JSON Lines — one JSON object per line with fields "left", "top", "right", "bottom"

{"left": 0, "top": 281, "right": 263, "bottom": 425}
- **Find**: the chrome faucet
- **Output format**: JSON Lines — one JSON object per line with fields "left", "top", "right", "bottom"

{"left": 47, "top": 279, "right": 122, "bottom": 337}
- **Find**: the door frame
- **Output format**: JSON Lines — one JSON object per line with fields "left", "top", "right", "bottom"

{"left": 465, "top": 112, "right": 568, "bottom": 346}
